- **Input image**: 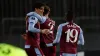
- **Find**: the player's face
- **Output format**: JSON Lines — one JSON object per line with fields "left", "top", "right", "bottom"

{"left": 35, "top": 6, "right": 44, "bottom": 16}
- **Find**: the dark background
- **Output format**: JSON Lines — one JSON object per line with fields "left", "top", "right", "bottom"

{"left": 0, "top": 0, "right": 100, "bottom": 56}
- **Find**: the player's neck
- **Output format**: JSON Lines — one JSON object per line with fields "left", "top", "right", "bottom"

{"left": 68, "top": 20, "right": 73, "bottom": 23}
{"left": 45, "top": 14, "right": 49, "bottom": 19}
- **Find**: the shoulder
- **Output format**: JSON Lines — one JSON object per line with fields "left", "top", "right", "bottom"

{"left": 60, "top": 22, "right": 69, "bottom": 26}
{"left": 27, "top": 12, "right": 34, "bottom": 16}
{"left": 73, "top": 23, "right": 81, "bottom": 28}
{"left": 58, "top": 22, "right": 69, "bottom": 28}
{"left": 73, "top": 23, "right": 83, "bottom": 31}
{"left": 49, "top": 19, "right": 55, "bottom": 25}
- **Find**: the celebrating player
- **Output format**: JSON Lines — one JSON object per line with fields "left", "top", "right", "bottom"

{"left": 40, "top": 5, "right": 56, "bottom": 56}
{"left": 53, "top": 11, "right": 84, "bottom": 56}
{"left": 23, "top": 2, "right": 50, "bottom": 56}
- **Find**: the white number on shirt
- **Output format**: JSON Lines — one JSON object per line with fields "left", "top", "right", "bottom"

{"left": 65, "top": 29, "right": 78, "bottom": 43}
{"left": 48, "top": 21, "right": 55, "bottom": 33}
{"left": 48, "top": 21, "right": 55, "bottom": 30}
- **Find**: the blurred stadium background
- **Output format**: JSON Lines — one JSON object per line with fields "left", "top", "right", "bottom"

{"left": 0, "top": 0, "right": 100, "bottom": 56}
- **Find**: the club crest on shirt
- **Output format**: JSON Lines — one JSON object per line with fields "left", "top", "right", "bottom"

{"left": 31, "top": 17, "right": 35, "bottom": 20}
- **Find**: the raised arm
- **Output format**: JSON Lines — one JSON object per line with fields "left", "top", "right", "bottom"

{"left": 28, "top": 16, "right": 41, "bottom": 33}
{"left": 28, "top": 16, "right": 50, "bottom": 35}
{"left": 27, "top": 12, "right": 46, "bottom": 24}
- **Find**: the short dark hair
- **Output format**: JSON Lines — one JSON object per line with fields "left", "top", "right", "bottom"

{"left": 43, "top": 5, "right": 50, "bottom": 16}
{"left": 65, "top": 11, "right": 74, "bottom": 22}
{"left": 33, "top": 2, "right": 45, "bottom": 11}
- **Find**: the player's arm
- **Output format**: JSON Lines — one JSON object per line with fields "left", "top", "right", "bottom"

{"left": 53, "top": 24, "right": 62, "bottom": 44}
{"left": 27, "top": 12, "right": 34, "bottom": 16}
{"left": 28, "top": 16, "right": 41, "bottom": 33}
{"left": 21, "top": 16, "right": 29, "bottom": 40}
{"left": 27, "top": 12, "right": 45, "bottom": 23}
{"left": 77, "top": 28, "right": 85, "bottom": 45}
{"left": 28, "top": 16, "right": 50, "bottom": 34}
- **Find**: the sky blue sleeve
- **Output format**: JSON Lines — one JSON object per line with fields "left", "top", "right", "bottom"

{"left": 27, "top": 12, "right": 45, "bottom": 23}
{"left": 27, "top": 12, "right": 34, "bottom": 16}
{"left": 77, "top": 28, "right": 85, "bottom": 45}
{"left": 28, "top": 16, "right": 41, "bottom": 33}
{"left": 53, "top": 24, "right": 62, "bottom": 43}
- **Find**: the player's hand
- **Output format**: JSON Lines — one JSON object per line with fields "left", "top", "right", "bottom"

{"left": 41, "top": 29, "right": 50, "bottom": 35}
{"left": 21, "top": 34, "right": 28, "bottom": 40}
